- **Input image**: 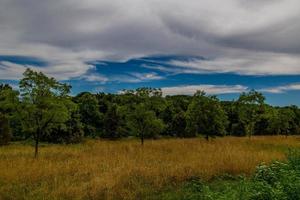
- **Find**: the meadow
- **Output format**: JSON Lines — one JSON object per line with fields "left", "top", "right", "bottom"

{"left": 1, "top": 136, "right": 300, "bottom": 200}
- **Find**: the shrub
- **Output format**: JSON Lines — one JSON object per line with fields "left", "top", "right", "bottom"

{"left": 250, "top": 150, "right": 300, "bottom": 200}
{"left": 152, "top": 149, "right": 300, "bottom": 200}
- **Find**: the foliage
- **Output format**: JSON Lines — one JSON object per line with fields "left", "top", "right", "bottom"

{"left": 74, "top": 92, "right": 103, "bottom": 137}
{"left": 43, "top": 111, "right": 84, "bottom": 144}
{"left": 236, "top": 90, "right": 265, "bottom": 137}
{"left": 264, "top": 107, "right": 296, "bottom": 136}
{"left": 0, "top": 84, "right": 19, "bottom": 113}
{"left": 2, "top": 69, "right": 300, "bottom": 144}
{"left": 127, "top": 103, "right": 165, "bottom": 144}
{"left": 18, "top": 68, "right": 75, "bottom": 157}
{"left": 185, "top": 91, "right": 228, "bottom": 139}
{"left": 102, "top": 104, "right": 125, "bottom": 139}
{"left": 170, "top": 111, "right": 187, "bottom": 137}
{"left": 0, "top": 84, "right": 18, "bottom": 144}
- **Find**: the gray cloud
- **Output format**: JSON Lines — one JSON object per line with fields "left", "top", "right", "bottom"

{"left": 0, "top": 0, "right": 300, "bottom": 79}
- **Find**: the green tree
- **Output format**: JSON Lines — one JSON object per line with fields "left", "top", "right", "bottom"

{"left": 170, "top": 111, "right": 187, "bottom": 137}
{"left": 127, "top": 104, "right": 164, "bottom": 145}
{"left": 186, "top": 91, "right": 228, "bottom": 140}
{"left": 288, "top": 105, "right": 300, "bottom": 135}
{"left": 103, "top": 104, "right": 124, "bottom": 139}
{"left": 236, "top": 90, "right": 265, "bottom": 138}
{"left": 0, "top": 84, "right": 19, "bottom": 144}
{"left": 165, "top": 95, "right": 192, "bottom": 112}
{"left": 65, "top": 111, "right": 85, "bottom": 143}
{"left": 266, "top": 107, "right": 295, "bottom": 137}
{"left": 75, "top": 92, "right": 103, "bottom": 137}
{"left": 42, "top": 106, "right": 84, "bottom": 144}
{"left": 160, "top": 103, "right": 175, "bottom": 136}
{"left": 19, "top": 68, "right": 73, "bottom": 157}
{"left": 0, "top": 84, "right": 19, "bottom": 114}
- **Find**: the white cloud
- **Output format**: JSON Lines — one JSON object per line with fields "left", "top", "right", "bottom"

{"left": 93, "top": 86, "right": 105, "bottom": 93}
{"left": 0, "top": 61, "right": 26, "bottom": 80}
{"left": 107, "top": 72, "right": 164, "bottom": 84}
{"left": 80, "top": 74, "right": 108, "bottom": 83}
{"left": 130, "top": 72, "right": 164, "bottom": 81}
{"left": 260, "top": 83, "right": 300, "bottom": 93}
{"left": 0, "top": 60, "right": 94, "bottom": 80}
{"left": 169, "top": 51, "right": 300, "bottom": 75}
{"left": 0, "top": 0, "right": 300, "bottom": 78}
{"left": 161, "top": 84, "right": 248, "bottom": 96}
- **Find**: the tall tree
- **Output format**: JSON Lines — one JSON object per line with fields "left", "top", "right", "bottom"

{"left": 103, "top": 104, "right": 124, "bottom": 139}
{"left": 74, "top": 92, "right": 103, "bottom": 137}
{"left": 161, "top": 103, "right": 176, "bottom": 136}
{"left": 0, "top": 84, "right": 19, "bottom": 114}
{"left": 236, "top": 90, "right": 265, "bottom": 138}
{"left": 19, "top": 69, "right": 73, "bottom": 157}
{"left": 127, "top": 103, "right": 164, "bottom": 145}
{"left": 0, "top": 84, "right": 19, "bottom": 144}
{"left": 42, "top": 105, "right": 84, "bottom": 144}
{"left": 288, "top": 105, "right": 300, "bottom": 135}
{"left": 266, "top": 107, "right": 295, "bottom": 137}
{"left": 186, "top": 91, "right": 228, "bottom": 140}
{"left": 170, "top": 111, "right": 187, "bottom": 137}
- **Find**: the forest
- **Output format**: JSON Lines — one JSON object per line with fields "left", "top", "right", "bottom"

{"left": 1, "top": 68, "right": 300, "bottom": 154}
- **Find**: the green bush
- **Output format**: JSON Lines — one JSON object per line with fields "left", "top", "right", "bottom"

{"left": 245, "top": 150, "right": 300, "bottom": 200}
{"left": 149, "top": 149, "right": 300, "bottom": 200}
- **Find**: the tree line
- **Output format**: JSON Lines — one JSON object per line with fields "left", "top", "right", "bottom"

{"left": 1, "top": 69, "right": 300, "bottom": 156}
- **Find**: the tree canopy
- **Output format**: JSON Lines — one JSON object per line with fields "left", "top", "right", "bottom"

{"left": 18, "top": 69, "right": 76, "bottom": 157}
{"left": 2, "top": 69, "right": 300, "bottom": 151}
{"left": 186, "top": 91, "right": 228, "bottom": 140}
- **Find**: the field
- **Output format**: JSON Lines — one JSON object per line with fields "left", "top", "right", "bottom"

{"left": 1, "top": 136, "right": 300, "bottom": 200}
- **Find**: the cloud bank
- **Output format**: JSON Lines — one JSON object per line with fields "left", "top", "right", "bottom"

{"left": 1, "top": 0, "right": 300, "bottom": 79}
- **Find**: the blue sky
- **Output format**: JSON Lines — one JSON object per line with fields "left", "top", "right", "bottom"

{"left": 1, "top": 0, "right": 300, "bottom": 106}
{"left": 1, "top": 55, "right": 300, "bottom": 106}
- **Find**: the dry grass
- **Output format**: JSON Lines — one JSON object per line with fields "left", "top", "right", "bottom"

{"left": 1, "top": 136, "right": 300, "bottom": 200}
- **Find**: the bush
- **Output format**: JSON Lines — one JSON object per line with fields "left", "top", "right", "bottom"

{"left": 150, "top": 149, "right": 300, "bottom": 200}
{"left": 250, "top": 150, "right": 300, "bottom": 200}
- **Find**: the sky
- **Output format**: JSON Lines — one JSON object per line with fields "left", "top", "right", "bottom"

{"left": 0, "top": 0, "right": 300, "bottom": 106}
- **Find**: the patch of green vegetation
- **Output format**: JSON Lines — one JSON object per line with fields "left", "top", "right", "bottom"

{"left": 147, "top": 149, "right": 300, "bottom": 200}
{"left": 250, "top": 142, "right": 294, "bottom": 153}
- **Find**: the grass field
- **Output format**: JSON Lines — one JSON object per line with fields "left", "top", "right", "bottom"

{"left": 1, "top": 136, "right": 300, "bottom": 200}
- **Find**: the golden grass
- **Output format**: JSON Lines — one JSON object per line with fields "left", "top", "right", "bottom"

{"left": 1, "top": 136, "right": 300, "bottom": 200}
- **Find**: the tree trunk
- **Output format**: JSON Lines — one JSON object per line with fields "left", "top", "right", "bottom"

{"left": 247, "top": 124, "right": 252, "bottom": 139}
{"left": 141, "top": 132, "right": 144, "bottom": 146}
{"left": 205, "top": 134, "right": 209, "bottom": 141}
{"left": 34, "top": 129, "right": 40, "bottom": 158}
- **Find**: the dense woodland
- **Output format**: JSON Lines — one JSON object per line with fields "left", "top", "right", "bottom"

{"left": 1, "top": 69, "right": 300, "bottom": 155}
